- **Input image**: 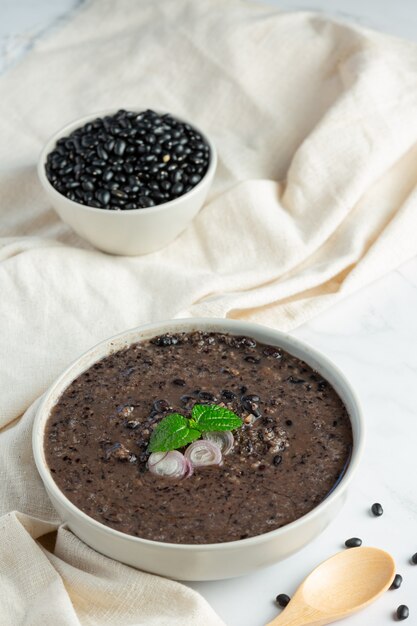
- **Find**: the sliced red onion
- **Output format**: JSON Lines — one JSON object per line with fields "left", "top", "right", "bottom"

{"left": 202, "top": 431, "right": 234, "bottom": 455}
{"left": 184, "top": 440, "right": 222, "bottom": 467}
{"left": 147, "top": 451, "right": 191, "bottom": 479}
{"left": 183, "top": 459, "right": 194, "bottom": 478}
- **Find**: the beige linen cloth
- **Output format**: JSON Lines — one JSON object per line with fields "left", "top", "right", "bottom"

{"left": 2, "top": 0, "right": 417, "bottom": 623}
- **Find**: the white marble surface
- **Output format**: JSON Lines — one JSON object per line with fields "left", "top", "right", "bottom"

{"left": 2, "top": 1, "right": 417, "bottom": 625}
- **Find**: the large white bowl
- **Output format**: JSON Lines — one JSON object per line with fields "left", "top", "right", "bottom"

{"left": 33, "top": 318, "right": 364, "bottom": 581}
{"left": 37, "top": 110, "right": 217, "bottom": 255}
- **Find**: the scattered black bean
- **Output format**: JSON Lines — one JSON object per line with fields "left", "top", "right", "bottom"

{"left": 396, "top": 605, "right": 409, "bottom": 620}
{"left": 172, "top": 378, "right": 186, "bottom": 387}
{"left": 45, "top": 109, "right": 210, "bottom": 210}
{"left": 275, "top": 594, "right": 290, "bottom": 608}
{"left": 411, "top": 553, "right": 417, "bottom": 565}
{"left": 371, "top": 502, "right": 383, "bottom": 517}
{"left": 345, "top": 537, "right": 362, "bottom": 548}
{"left": 390, "top": 574, "right": 402, "bottom": 590}
{"left": 273, "top": 455, "right": 282, "bottom": 466}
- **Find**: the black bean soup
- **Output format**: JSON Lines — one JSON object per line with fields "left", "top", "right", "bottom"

{"left": 45, "top": 332, "right": 353, "bottom": 544}
{"left": 45, "top": 109, "right": 210, "bottom": 210}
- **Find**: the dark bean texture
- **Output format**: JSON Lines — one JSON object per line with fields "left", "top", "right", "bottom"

{"left": 45, "top": 331, "right": 352, "bottom": 544}
{"left": 45, "top": 109, "right": 210, "bottom": 210}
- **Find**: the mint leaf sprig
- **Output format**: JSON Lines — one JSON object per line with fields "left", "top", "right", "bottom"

{"left": 148, "top": 404, "right": 242, "bottom": 453}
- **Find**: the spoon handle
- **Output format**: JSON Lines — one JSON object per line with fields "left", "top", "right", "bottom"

{"left": 266, "top": 604, "right": 324, "bottom": 626}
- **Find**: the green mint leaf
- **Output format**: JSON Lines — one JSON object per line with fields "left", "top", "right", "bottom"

{"left": 148, "top": 414, "right": 200, "bottom": 452}
{"left": 191, "top": 404, "right": 243, "bottom": 432}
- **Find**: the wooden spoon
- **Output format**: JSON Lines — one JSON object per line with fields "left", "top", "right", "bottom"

{"left": 266, "top": 547, "right": 395, "bottom": 626}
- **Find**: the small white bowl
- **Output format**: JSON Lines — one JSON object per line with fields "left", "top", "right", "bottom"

{"left": 32, "top": 318, "right": 364, "bottom": 581}
{"left": 37, "top": 110, "right": 217, "bottom": 255}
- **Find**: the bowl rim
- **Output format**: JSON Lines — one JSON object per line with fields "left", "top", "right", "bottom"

{"left": 32, "top": 317, "right": 365, "bottom": 552}
{"left": 37, "top": 108, "right": 218, "bottom": 216}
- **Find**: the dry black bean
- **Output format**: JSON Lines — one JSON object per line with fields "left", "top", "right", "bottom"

{"left": 112, "top": 189, "right": 128, "bottom": 200}
{"left": 82, "top": 181, "right": 94, "bottom": 192}
{"left": 345, "top": 537, "right": 362, "bottom": 548}
{"left": 86, "top": 167, "right": 102, "bottom": 177}
{"left": 411, "top": 553, "right": 417, "bottom": 564}
{"left": 396, "top": 605, "right": 409, "bottom": 620}
{"left": 138, "top": 196, "right": 155, "bottom": 208}
{"left": 189, "top": 174, "right": 202, "bottom": 185}
{"left": 44, "top": 109, "right": 210, "bottom": 210}
{"left": 172, "top": 182, "right": 184, "bottom": 195}
{"left": 96, "top": 189, "right": 110, "bottom": 206}
{"left": 275, "top": 594, "right": 290, "bottom": 608}
{"left": 123, "top": 163, "right": 134, "bottom": 174}
{"left": 390, "top": 574, "right": 402, "bottom": 590}
{"left": 96, "top": 145, "right": 108, "bottom": 160}
{"left": 103, "top": 169, "right": 114, "bottom": 182}
{"left": 371, "top": 502, "right": 383, "bottom": 517}
{"left": 151, "top": 191, "right": 165, "bottom": 202}
{"left": 114, "top": 139, "right": 126, "bottom": 156}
